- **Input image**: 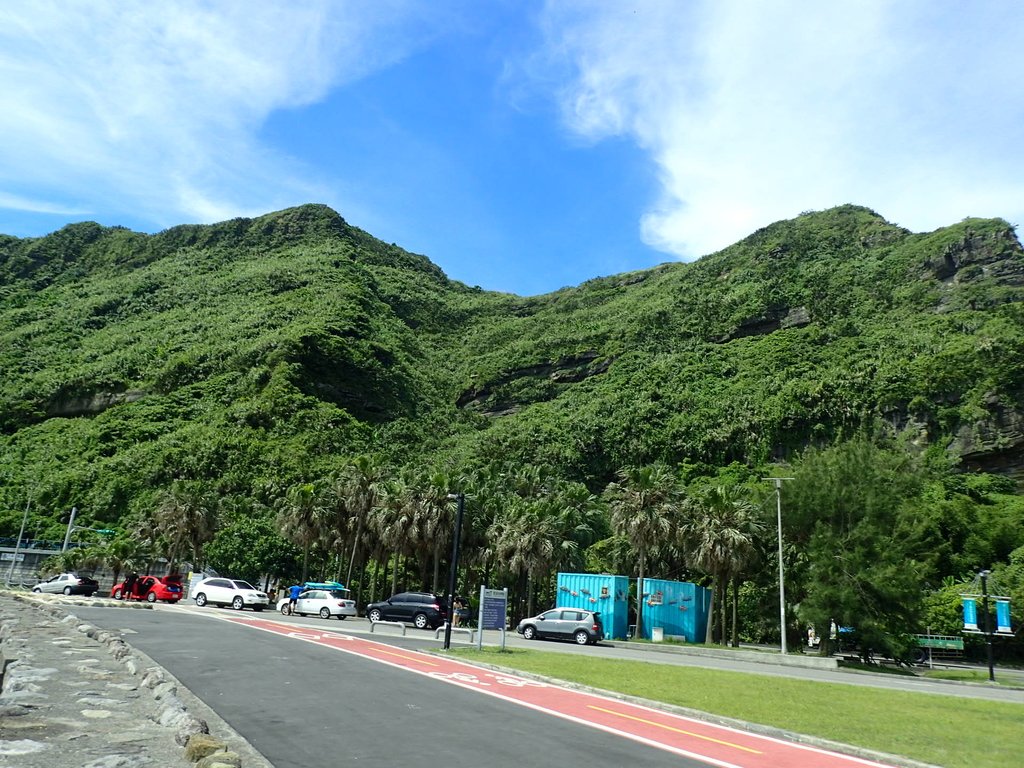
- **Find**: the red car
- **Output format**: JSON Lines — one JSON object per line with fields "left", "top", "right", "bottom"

{"left": 111, "top": 575, "right": 183, "bottom": 603}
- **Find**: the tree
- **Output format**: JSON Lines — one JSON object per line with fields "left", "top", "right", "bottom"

{"left": 489, "top": 497, "right": 557, "bottom": 618}
{"left": 207, "top": 516, "right": 301, "bottom": 586}
{"left": 603, "top": 464, "right": 682, "bottom": 638}
{"left": 682, "top": 484, "right": 765, "bottom": 644}
{"left": 786, "top": 438, "right": 928, "bottom": 661}
{"left": 98, "top": 534, "right": 150, "bottom": 588}
{"left": 336, "top": 455, "right": 386, "bottom": 589}
{"left": 275, "top": 483, "right": 326, "bottom": 583}
{"left": 153, "top": 481, "right": 217, "bottom": 573}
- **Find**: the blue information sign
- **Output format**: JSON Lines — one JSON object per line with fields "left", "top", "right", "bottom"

{"left": 482, "top": 591, "right": 506, "bottom": 630}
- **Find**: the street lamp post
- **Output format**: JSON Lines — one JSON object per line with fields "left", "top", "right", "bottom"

{"left": 61, "top": 506, "right": 78, "bottom": 552}
{"left": 980, "top": 569, "right": 995, "bottom": 682}
{"left": 764, "top": 478, "right": 793, "bottom": 654}
{"left": 443, "top": 492, "right": 466, "bottom": 651}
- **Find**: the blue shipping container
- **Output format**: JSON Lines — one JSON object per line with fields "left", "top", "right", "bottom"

{"left": 556, "top": 573, "right": 630, "bottom": 640}
{"left": 640, "top": 578, "right": 711, "bottom": 643}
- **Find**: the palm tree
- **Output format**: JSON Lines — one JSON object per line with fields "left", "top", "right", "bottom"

{"left": 489, "top": 498, "right": 557, "bottom": 618}
{"left": 275, "top": 483, "right": 326, "bottom": 583}
{"left": 100, "top": 535, "right": 150, "bottom": 590}
{"left": 603, "top": 464, "right": 682, "bottom": 639}
{"left": 682, "top": 484, "right": 765, "bottom": 644}
{"left": 338, "top": 455, "right": 386, "bottom": 588}
{"left": 371, "top": 477, "right": 419, "bottom": 596}
{"left": 153, "top": 481, "right": 217, "bottom": 573}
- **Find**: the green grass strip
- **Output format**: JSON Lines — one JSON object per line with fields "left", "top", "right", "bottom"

{"left": 452, "top": 648, "right": 1022, "bottom": 768}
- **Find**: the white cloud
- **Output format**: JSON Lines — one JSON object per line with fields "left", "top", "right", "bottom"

{"left": 0, "top": 1, "right": 439, "bottom": 228}
{"left": 538, "top": 0, "right": 1024, "bottom": 258}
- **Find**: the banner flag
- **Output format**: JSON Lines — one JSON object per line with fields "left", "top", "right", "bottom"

{"left": 996, "top": 599, "right": 1012, "bottom": 634}
{"left": 962, "top": 597, "right": 978, "bottom": 631}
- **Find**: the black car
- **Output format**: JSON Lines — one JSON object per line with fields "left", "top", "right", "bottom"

{"left": 365, "top": 592, "right": 448, "bottom": 630}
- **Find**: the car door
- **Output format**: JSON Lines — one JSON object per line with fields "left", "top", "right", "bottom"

{"left": 559, "top": 610, "right": 583, "bottom": 638}
{"left": 385, "top": 594, "right": 409, "bottom": 622}
{"left": 534, "top": 610, "right": 562, "bottom": 638}
{"left": 296, "top": 590, "right": 319, "bottom": 615}
{"left": 208, "top": 579, "right": 232, "bottom": 604}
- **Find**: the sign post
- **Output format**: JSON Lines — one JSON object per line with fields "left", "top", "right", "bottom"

{"left": 478, "top": 586, "right": 508, "bottom": 651}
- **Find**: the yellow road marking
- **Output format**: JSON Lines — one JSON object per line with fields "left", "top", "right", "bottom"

{"left": 375, "top": 648, "right": 440, "bottom": 666}
{"left": 587, "top": 705, "right": 762, "bottom": 754}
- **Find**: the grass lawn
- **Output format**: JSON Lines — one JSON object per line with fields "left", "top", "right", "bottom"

{"left": 451, "top": 648, "right": 1022, "bottom": 768}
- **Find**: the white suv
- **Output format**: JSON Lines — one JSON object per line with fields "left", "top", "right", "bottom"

{"left": 192, "top": 578, "right": 269, "bottom": 611}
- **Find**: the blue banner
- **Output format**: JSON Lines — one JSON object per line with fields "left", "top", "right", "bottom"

{"left": 962, "top": 597, "right": 978, "bottom": 630}
{"left": 996, "top": 599, "right": 1012, "bottom": 634}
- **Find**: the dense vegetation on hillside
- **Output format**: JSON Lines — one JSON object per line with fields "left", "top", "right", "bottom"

{"left": 2, "top": 203, "right": 1023, "bottom": 655}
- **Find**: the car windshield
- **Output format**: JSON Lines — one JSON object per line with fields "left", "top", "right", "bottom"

{"left": 232, "top": 580, "right": 257, "bottom": 590}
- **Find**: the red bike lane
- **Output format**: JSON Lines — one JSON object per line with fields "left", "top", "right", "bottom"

{"left": 222, "top": 614, "right": 896, "bottom": 768}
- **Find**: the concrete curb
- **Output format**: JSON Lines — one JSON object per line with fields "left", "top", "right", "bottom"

{"left": 605, "top": 640, "right": 840, "bottom": 669}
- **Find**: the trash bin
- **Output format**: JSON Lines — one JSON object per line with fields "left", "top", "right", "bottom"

{"left": 651, "top": 626, "right": 664, "bottom": 642}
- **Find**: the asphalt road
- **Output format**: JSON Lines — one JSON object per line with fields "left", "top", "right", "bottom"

{"left": 174, "top": 603, "right": 1024, "bottom": 703}
{"left": 72, "top": 604, "right": 706, "bottom": 768}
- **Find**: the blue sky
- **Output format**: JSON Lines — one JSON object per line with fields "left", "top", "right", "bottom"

{"left": 1, "top": 1, "right": 1022, "bottom": 296}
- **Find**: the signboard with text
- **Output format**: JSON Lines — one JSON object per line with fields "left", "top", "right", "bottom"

{"left": 478, "top": 586, "right": 508, "bottom": 650}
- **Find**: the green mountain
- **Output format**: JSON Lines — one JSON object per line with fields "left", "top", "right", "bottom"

{"left": 2, "top": 203, "right": 1023, "bottom": 531}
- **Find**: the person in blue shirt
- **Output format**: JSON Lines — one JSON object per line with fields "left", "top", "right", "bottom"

{"left": 287, "top": 584, "right": 303, "bottom": 615}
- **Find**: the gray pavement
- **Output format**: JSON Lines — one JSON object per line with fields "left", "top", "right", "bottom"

{"left": 0, "top": 592, "right": 272, "bottom": 768}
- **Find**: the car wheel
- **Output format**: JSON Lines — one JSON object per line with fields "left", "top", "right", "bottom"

{"left": 113, "top": 589, "right": 122, "bottom": 600}
{"left": 280, "top": 603, "right": 289, "bottom": 615}
{"left": 232, "top": 596, "right": 245, "bottom": 610}
{"left": 195, "top": 593, "right": 208, "bottom": 607}
{"left": 146, "top": 592, "right": 157, "bottom": 603}
{"left": 253, "top": 606, "right": 264, "bottom": 612}
{"left": 63, "top": 586, "right": 73, "bottom": 595}
{"left": 368, "top": 608, "right": 382, "bottom": 623}
{"left": 319, "top": 607, "right": 331, "bottom": 619}
{"left": 31, "top": 587, "right": 41, "bottom": 593}
{"left": 413, "top": 613, "right": 429, "bottom": 630}
{"left": 522, "top": 625, "right": 536, "bottom": 640}
{"left": 574, "top": 630, "right": 590, "bottom": 645}
{"left": 337, "top": 615, "right": 346, "bottom": 620}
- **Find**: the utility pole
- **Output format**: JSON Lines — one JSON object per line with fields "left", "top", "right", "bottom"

{"left": 443, "top": 492, "right": 465, "bottom": 651}
{"left": 61, "top": 506, "right": 78, "bottom": 552}
{"left": 764, "top": 478, "right": 794, "bottom": 654}
{"left": 980, "top": 569, "right": 995, "bottom": 682}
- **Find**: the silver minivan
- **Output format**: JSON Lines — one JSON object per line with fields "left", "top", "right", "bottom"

{"left": 516, "top": 608, "right": 604, "bottom": 645}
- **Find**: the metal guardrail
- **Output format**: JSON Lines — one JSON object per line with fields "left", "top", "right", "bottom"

{"left": 368, "top": 620, "right": 406, "bottom": 636}
{"left": 434, "top": 624, "right": 476, "bottom": 643}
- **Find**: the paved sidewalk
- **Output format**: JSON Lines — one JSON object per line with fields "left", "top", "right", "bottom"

{"left": 0, "top": 592, "right": 273, "bottom": 768}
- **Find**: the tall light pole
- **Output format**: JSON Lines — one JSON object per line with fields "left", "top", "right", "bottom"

{"left": 61, "top": 506, "right": 78, "bottom": 552}
{"left": 443, "top": 492, "right": 465, "bottom": 651}
{"left": 764, "top": 478, "right": 793, "bottom": 654}
{"left": 980, "top": 569, "right": 995, "bottom": 682}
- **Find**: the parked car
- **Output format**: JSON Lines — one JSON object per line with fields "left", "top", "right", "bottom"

{"left": 111, "top": 575, "right": 183, "bottom": 603}
{"left": 277, "top": 585, "right": 357, "bottom": 619}
{"left": 365, "top": 591, "right": 448, "bottom": 630}
{"left": 31, "top": 572, "right": 99, "bottom": 597}
{"left": 191, "top": 577, "right": 269, "bottom": 611}
{"left": 517, "top": 608, "right": 604, "bottom": 645}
